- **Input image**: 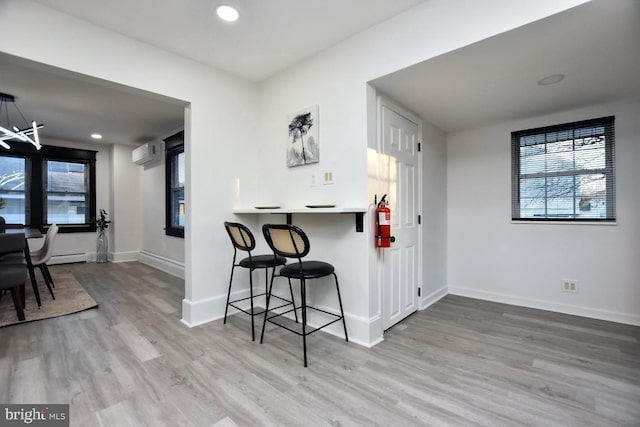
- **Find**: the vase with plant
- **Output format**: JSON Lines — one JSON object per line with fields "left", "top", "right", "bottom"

{"left": 96, "top": 209, "right": 111, "bottom": 263}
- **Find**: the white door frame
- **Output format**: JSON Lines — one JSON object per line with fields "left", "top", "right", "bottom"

{"left": 376, "top": 94, "right": 423, "bottom": 332}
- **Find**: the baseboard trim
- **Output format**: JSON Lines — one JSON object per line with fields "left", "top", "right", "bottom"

{"left": 286, "top": 302, "right": 380, "bottom": 348}
{"left": 110, "top": 251, "right": 139, "bottom": 263}
{"left": 448, "top": 285, "right": 640, "bottom": 326}
{"left": 181, "top": 292, "right": 381, "bottom": 347}
{"left": 181, "top": 287, "right": 252, "bottom": 327}
{"left": 138, "top": 250, "right": 184, "bottom": 279}
{"left": 419, "top": 285, "right": 448, "bottom": 310}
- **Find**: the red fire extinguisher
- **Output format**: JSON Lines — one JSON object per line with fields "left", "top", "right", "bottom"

{"left": 375, "top": 194, "right": 395, "bottom": 248}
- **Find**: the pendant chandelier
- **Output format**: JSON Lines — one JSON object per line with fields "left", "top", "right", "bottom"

{"left": 0, "top": 92, "right": 43, "bottom": 150}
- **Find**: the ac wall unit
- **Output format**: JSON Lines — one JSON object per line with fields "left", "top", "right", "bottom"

{"left": 132, "top": 142, "right": 160, "bottom": 165}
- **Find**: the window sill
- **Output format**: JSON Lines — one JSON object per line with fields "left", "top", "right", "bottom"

{"left": 165, "top": 227, "right": 184, "bottom": 238}
{"left": 511, "top": 220, "right": 617, "bottom": 226}
{"left": 5, "top": 224, "right": 98, "bottom": 233}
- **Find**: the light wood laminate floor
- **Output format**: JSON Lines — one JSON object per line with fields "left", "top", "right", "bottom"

{"left": 1, "top": 262, "right": 639, "bottom": 426}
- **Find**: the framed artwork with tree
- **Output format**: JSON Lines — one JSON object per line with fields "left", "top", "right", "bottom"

{"left": 287, "top": 105, "right": 319, "bottom": 167}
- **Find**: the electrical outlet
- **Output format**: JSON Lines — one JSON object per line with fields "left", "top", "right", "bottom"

{"left": 561, "top": 279, "right": 578, "bottom": 293}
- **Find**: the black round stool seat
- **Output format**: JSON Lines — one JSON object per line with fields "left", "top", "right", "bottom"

{"left": 0, "top": 264, "right": 27, "bottom": 289}
{"left": 280, "top": 261, "right": 334, "bottom": 279}
{"left": 239, "top": 254, "right": 287, "bottom": 269}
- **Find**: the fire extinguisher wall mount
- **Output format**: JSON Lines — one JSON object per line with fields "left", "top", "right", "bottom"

{"left": 375, "top": 194, "right": 395, "bottom": 248}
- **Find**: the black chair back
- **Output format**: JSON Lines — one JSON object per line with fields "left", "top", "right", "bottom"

{"left": 0, "top": 232, "right": 26, "bottom": 257}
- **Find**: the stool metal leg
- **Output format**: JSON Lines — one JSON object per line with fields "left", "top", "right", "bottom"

{"left": 333, "top": 273, "right": 348, "bottom": 342}
{"left": 301, "top": 278, "right": 307, "bottom": 367}
{"left": 249, "top": 268, "right": 255, "bottom": 341}
{"left": 260, "top": 270, "right": 276, "bottom": 344}
{"left": 288, "top": 278, "right": 299, "bottom": 323}
{"left": 223, "top": 252, "right": 237, "bottom": 324}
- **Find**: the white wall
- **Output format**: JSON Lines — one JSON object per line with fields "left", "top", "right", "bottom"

{"left": 420, "top": 120, "right": 448, "bottom": 308}
{"left": 252, "top": 0, "right": 585, "bottom": 344}
{"left": 1, "top": 0, "right": 591, "bottom": 341}
{"left": 447, "top": 99, "right": 640, "bottom": 325}
{"left": 33, "top": 138, "right": 111, "bottom": 262}
{"left": 138, "top": 131, "right": 186, "bottom": 277}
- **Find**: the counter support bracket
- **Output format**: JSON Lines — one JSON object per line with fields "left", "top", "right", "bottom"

{"left": 355, "top": 212, "right": 364, "bottom": 232}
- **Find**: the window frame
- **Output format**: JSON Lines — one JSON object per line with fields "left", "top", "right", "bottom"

{"left": 44, "top": 158, "right": 93, "bottom": 228}
{"left": 164, "top": 131, "right": 184, "bottom": 238}
{"left": 511, "top": 116, "right": 616, "bottom": 222}
{"left": 0, "top": 144, "right": 97, "bottom": 233}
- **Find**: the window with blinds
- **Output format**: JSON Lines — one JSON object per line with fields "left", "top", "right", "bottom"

{"left": 511, "top": 116, "right": 615, "bottom": 221}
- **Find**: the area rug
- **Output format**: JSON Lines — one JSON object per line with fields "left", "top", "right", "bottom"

{"left": 0, "top": 271, "right": 98, "bottom": 327}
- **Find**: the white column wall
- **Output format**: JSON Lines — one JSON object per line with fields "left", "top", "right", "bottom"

{"left": 110, "top": 144, "right": 142, "bottom": 262}
{"left": 419, "top": 120, "right": 448, "bottom": 308}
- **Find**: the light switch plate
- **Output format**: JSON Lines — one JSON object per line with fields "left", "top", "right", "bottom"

{"left": 322, "top": 170, "right": 335, "bottom": 185}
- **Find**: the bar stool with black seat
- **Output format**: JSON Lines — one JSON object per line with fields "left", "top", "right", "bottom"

{"left": 260, "top": 223, "right": 348, "bottom": 367}
{"left": 223, "top": 222, "right": 298, "bottom": 341}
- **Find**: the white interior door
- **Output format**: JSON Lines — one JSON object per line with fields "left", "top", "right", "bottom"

{"left": 380, "top": 104, "right": 420, "bottom": 330}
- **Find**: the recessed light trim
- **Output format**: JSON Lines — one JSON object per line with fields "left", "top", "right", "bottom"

{"left": 91, "top": 133, "right": 102, "bottom": 140}
{"left": 537, "top": 74, "right": 565, "bottom": 86}
{"left": 216, "top": 5, "right": 239, "bottom": 22}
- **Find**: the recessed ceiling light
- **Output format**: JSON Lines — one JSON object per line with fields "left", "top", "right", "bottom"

{"left": 216, "top": 5, "right": 239, "bottom": 22}
{"left": 91, "top": 133, "right": 102, "bottom": 140}
{"left": 537, "top": 74, "right": 565, "bottom": 86}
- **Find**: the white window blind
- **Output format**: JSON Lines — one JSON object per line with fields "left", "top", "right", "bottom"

{"left": 512, "top": 116, "right": 615, "bottom": 221}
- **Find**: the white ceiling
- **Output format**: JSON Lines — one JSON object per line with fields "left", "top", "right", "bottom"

{"left": 0, "top": 53, "right": 187, "bottom": 145}
{"left": 2, "top": 0, "right": 638, "bottom": 148}
{"left": 33, "top": 0, "right": 427, "bottom": 82}
{"left": 371, "top": 0, "right": 640, "bottom": 132}
{"left": 1, "top": 0, "right": 427, "bottom": 146}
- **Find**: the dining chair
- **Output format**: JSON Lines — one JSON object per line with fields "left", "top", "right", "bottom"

{"left": 29, "top": 224, "right": 58, "bottom": 300}
{"left": 0, "top": 233, "right": 28, "bottom": 320}
{"left": 0, "top": 231, "right": 43, "bottom": 307}
{"left": 30, "top": 224, "right": 59, "bottom": 289}
{"left": 223, "top": 221, "right": 298, "bottom": 341}
{"left": 260, "top": 223, "right": 348, "bottom": 367}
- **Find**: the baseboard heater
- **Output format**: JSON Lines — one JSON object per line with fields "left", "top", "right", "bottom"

{"left": 49, "top": 253, "right": 89, "bottom": 265}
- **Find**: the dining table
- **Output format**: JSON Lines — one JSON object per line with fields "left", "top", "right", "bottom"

{"left": 7, "top": 227, "right": 43, "bottom": 307}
